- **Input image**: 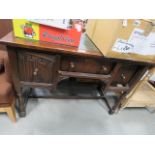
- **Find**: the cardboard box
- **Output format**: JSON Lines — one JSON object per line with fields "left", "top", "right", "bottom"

{"left": 12, "top": 19, "right": 83, "bottom": 47}
{"left": 86, "top": 19, "right": 155, "bottom": 63}
{"left": 12, "top": 19, "right": 39, "bottom": 41}
{"left": 40, "top": 22, "right": 82, "bottom": 47}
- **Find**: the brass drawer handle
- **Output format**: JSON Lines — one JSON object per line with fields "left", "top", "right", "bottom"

{"left": 121, "top": 73, "right": 126, "bottom": 80}
{"left": 100, "top": 66, "right": 108, "bottom": 74}
{"left": 70, "top": 62, "right": 75, "bottom": 69}
{"left": 33, "top": 68, "right": 39, "bottom": 76}
{"left": 102, "top": 66, "right": 108, "bottom": 72}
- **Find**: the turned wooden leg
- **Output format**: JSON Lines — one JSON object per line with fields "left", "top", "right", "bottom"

{"left": 17, "top": 93, "right": 26, "bottom": 117}
{"left": 111, "top": 94, "right": 127, "bottom": 114}
{"left": 7, "top": 47, "right": 26, "bottom": 117}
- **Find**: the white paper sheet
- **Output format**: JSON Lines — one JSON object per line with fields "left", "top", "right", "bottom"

{"left": 142, "top": 32, "right": 155, "bottom": 55}
{"left": 28, "top": 19, "right": 70, "bottom": 30}
{"left": 112, "top": 28, "right": 155, "bottom": 56}
{"left": 112, "top": 39, "right": 134, "bottom": 53}
{"left": 128, "top": 28, "right": 146, "bottom": 55}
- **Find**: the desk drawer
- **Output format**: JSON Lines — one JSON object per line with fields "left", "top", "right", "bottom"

{"left": 61, "top": 57, "right": 114, "bottom": 75}
{"left": 112, "top": 65, "right": 138, "bottom": 85}
{"left": 18, "top": 52, "right": 59, "bottom": 85}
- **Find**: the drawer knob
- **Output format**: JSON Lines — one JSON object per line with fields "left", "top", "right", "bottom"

{"left": 121, "top": 73, "right": 126, "bottom": 80}
{"left": 102, "top": 66, "right": 108, "bottom": 72}
{"left": 101, "top": 66, "right": 108, "bottom": 73}
{"left": 33, "top": 68, "right": 39, "bottom": 76}
{"left": 70, "top": 62, "right": 75, "bottom": 69}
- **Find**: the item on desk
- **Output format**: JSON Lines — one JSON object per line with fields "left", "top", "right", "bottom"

{"left": 28, "top": 19, "right": 71, "bottom": 30}
{"left": 86, "top": 19, "right": 155, "bottom": 63}
{"left": 12, "top": 19, "right": 83, "bottom": 47}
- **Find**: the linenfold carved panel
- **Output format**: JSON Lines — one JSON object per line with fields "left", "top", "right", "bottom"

{"left": 18, "top": 51, "right": 59, "bottom": 84}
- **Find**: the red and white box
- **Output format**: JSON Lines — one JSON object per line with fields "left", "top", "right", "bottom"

{"left": 40, "top": 22, "right": 83, "bottom": 47}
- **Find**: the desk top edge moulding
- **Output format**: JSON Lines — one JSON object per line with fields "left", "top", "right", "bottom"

{"left": 0, "top": 32, "right": 103, "bottom": 58}
{"left": 0, "top": 32, "right": 155, "bottom": 65}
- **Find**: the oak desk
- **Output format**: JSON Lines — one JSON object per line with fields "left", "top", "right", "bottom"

{"left": 0, "top": 32, "right": 153, "bottom": 117}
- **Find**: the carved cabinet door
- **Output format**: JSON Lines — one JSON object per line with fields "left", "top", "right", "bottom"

{"left": 18, "top": 51, "right": 60, "bottom": 87}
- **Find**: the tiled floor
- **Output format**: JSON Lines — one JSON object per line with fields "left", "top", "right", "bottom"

{"left": 0, "top": 97, "right": 155, "bottom": 135}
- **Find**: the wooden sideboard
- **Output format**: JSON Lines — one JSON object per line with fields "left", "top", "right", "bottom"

{"left": 0, "top": 32, "right": 154, "bottom": 117}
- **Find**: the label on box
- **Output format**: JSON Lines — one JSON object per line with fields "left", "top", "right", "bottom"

{"left": 128, "top": 28, "right": 146, "bottom": 54}
{"left": 133, "top": 19, "right": 141, "bottom": 27}
{"left": 13, "top": 19, "right": 39, "bottom": 40}
{"left": 112, "top": 39, "right": 134, "bottom": 53}
{"left": 112, "top": 28, "right": 155, "bottom": 55}
{"left": 142, "top": 33, "right": 155, "bottom": 55}
{"left": 128, "top": 28, "right": 155, "bottom": 55}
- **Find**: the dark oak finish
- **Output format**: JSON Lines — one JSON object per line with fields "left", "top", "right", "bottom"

{"left": 0, "top": 32, "right": 154, "bottom": 117}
